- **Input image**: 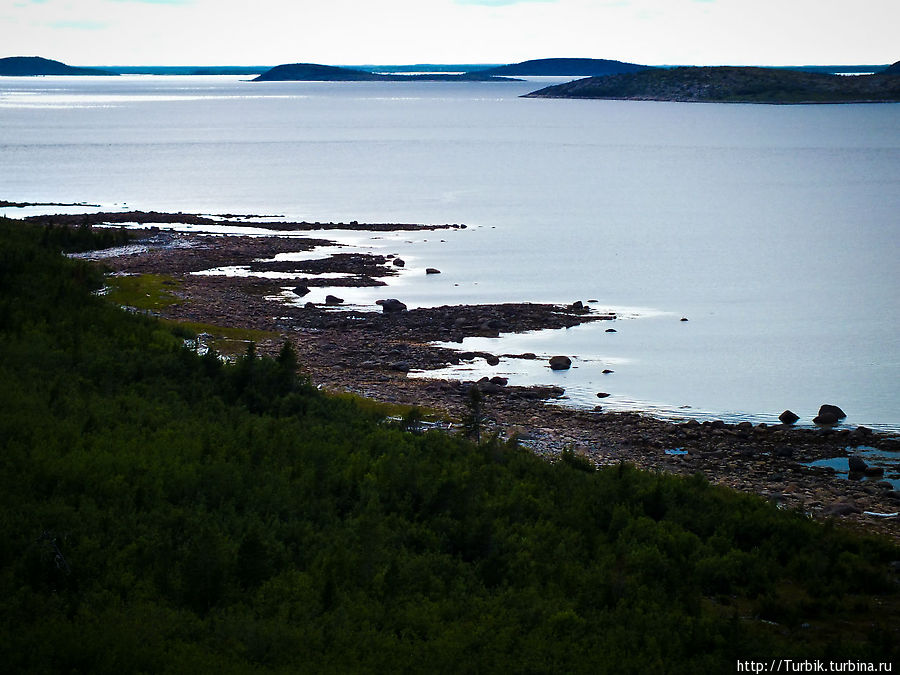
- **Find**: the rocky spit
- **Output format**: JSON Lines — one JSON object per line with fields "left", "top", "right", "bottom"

{"left": 94, "top": 228, "right": 900, "bottom": 541}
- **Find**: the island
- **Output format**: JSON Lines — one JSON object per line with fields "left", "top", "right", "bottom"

{"left": 468, "top": 57, "right": 651, "bottom": 77}
{"left": 523, "top": 65, "right": 900, "bottom": 103}
{"left": 0, "top": 56, "right": 116, "bottom": 76}
{"left": 253, "top": 62, "right": 516, "bottom": 82}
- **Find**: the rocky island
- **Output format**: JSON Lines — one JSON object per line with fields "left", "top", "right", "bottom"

{"left": 469, "top": 57, "right": 651, "bottom": 77}
{"left": 524, "top": 65, "right": 900, "bottom": 103}
{"left": 0, "top": 56, "right": 116, "bottom": 76}
{"left": 253, "top": 62, "right": 515, "bottom": 82}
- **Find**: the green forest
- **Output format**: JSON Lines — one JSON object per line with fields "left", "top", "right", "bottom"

{"left": 1, "top": 216, "right": 898, "bottom": 673}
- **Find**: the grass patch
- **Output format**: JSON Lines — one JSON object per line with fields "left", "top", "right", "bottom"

{"left": 104, "top": 273, "right": 181, "bottom": 311}
{"left": 161, "top": 319, "right": 279, "bottom": 356}
{"left": 332, "top": 390, "right": 447, "bottom": 423}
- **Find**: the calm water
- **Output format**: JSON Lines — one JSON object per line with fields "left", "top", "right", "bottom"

{"left": 1, "top": 75, "right": 898, "bottom": 429}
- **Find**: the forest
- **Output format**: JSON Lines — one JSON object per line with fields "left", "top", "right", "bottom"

{"left": 0, "top": 216, "right": 898, "bottom": 673}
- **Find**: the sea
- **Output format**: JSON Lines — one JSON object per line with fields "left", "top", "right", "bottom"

{"left": 1, "top": 74, "right": 898, "bottom": 430}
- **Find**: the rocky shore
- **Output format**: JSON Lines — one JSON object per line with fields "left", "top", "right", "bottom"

{"left": 69, "top": 219, "right": 900, "bottom": 541}
{"left": 25, "top": 209, "right": 465, "bottom": 232}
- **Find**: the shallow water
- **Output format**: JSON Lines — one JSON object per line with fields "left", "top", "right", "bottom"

{"left": 1, "top": 75, "right": 898, "bottom": 429}
{"left": 804, "top": 447, "right": 900, "bottom": 491}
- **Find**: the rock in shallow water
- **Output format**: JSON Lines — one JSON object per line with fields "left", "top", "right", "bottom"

{"left": 848, "top": 455, "right": 868, "bottom": 473}
{"left": 549, "top": 355, "right": 572, "bottom": 370}
{"left": 376, "top": 298, "right": 407, "bottom": 313}
{"left": 815, "top": 404, "right": 846, "bottom": 424}
{"left": 779, "top": 410, "right": 800, "bottom": 424}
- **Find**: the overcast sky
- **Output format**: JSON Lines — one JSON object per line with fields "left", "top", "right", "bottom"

{"left": 2, "top": 0, "right": 897, "bottom": 67}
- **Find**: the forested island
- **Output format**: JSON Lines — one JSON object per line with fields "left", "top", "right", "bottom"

{"left": 0, "top": 56, "right": 116, "bottom": 76}
{"left": 470, "top": 57, "right": 651, "bottom": 77}
{"left": 1, "top": 214, "right": 899, "bottom": 671}
{"left": 253, "top": 62, "right": 514, "bottom": 82}
{"left": 525, "top": 65, "right": 900, "bottom": 103}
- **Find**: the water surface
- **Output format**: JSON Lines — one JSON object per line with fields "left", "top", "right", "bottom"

{"left": 1, "top": 75, "right": 897, "bottom": 429}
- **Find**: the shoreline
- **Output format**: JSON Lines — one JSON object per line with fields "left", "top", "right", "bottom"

{"left": 25, "top": 209, "right": 900, "bottom": 540}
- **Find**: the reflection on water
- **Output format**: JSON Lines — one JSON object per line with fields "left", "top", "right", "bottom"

{"left": 2, "top": 75, "right": 897, "bottom": 429}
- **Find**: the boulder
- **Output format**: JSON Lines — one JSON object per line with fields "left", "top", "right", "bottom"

{"left": 570, "top": 301, "right": 584, "bottom": 311}
{"left": 392, "top": 258, "right": 405, "bottom": 267}
{"left": 602, "top": 369, "right": 614, "bottom": 374}
{"left": 847, "top": 455, "right": 868, "bottom": 473}
{"left": 425, "top": 267, "right": 441, "bottom": 274}
{"left": 293, "top": 285, "right": 311, "bottom": 296}
{"left": 813, "top": 411, "right": 841, "bottom": 425}
{"left": 818, "top": 404, "right": 846, "bottom": 420}
{"left": 484, "top": 354, "right": 500, "bottom": 366}
{"left": 778, "top": 410, "right": 799, "bottom": 424}
{"left": 549, "top": 355, "right": 572, "bottom": 370}
{"left": 605, "top": 328, "right": 617, "bottom": 333}
{"left": 680, "top": 317, "right": 689, "bottom": 322}
{"left": 596, "top": 392, "right": 610, "bottom": 399}
{"left": 489, "top": 376, "right": 508, "bottom": 386}
{"left": 324, "top": 294, "right": 344, "bottom": 305}
{"left": 478, "top": 382, "right": 503, "bottom": 395}
{"left": 821, "top": 502, "right": 861, "bottom": 517}
{"left": 376, "top": 298, "right": 407, "bottom": 313}
{"left": 863, "top": 466, "right": 884, "bottom": 477}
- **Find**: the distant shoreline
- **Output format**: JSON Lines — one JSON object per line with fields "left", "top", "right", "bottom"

{"left": 524, "top": 65, "right": 900, "bottom": 104}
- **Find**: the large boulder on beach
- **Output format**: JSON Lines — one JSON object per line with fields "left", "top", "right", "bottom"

{"left": 847, "top": 455, "right": 868, "bottom": 473}
{"left": 821, "top": 502, "right": 861, "bottom": 517}
{"left": 324, "top": 294, "right": 344, "bottom": 305}
{"left": 376, "top": 298, "right": 407, "bottom": 313}
{"left": 778, "top": 410, "right": 799, "bottom": 424}
{"left": 817, "top": 404, "right": 846, "bottom": 420}
{"left": 425, "top": 267, "right": 441, "bottom": 274}
{"left": 549, "top": 355, "right": 572, "bottom": 370}
{"left": 293, "top": 285, "right": 311, "bottom": 296}
{"left": 392, "top": 258, "right": 405, "bottom": 267}
{"left": 813, "top": 410, "right": 841, "bottom": 425}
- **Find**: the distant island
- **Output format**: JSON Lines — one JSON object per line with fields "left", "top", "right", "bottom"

{"left": 0, "top": 56, "right": 116, "bottom": 77}
{"left": 524, "top": 65, "right": 900, "bottom": 103}
{"left": 470, "top": 57, "right": 651, "bottom": 77}
{"left": 253, "top": 63, "right": 515, "bottom": 82}
{"left": 882, "top": 60, "right": 900, "bottom": 75}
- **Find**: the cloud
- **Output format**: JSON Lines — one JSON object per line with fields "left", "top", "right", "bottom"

{"left": 107, "top": 0, "right": 194, "bottom": 4}
{"left": 454, "top": 0, "right": 555, "bottom": 5}
{"left": 47, "top": 20, "right": 108, "bottom": 30}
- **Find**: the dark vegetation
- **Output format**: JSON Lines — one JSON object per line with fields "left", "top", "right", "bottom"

{"left": 0, "top": 56, "right": 116, "bottom": 77}
{"left": 1, "top": 216, "right": 898, "bottom": 672}
{"left": 471, "top": 57, "right": 651, "bottom": 77}
{"left": 525, "top": 65, "right": 900, "bottom": 103}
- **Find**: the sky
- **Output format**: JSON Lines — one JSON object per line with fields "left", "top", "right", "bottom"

{"left": 1, "top": 0, "right": 898, "bottom": 67}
